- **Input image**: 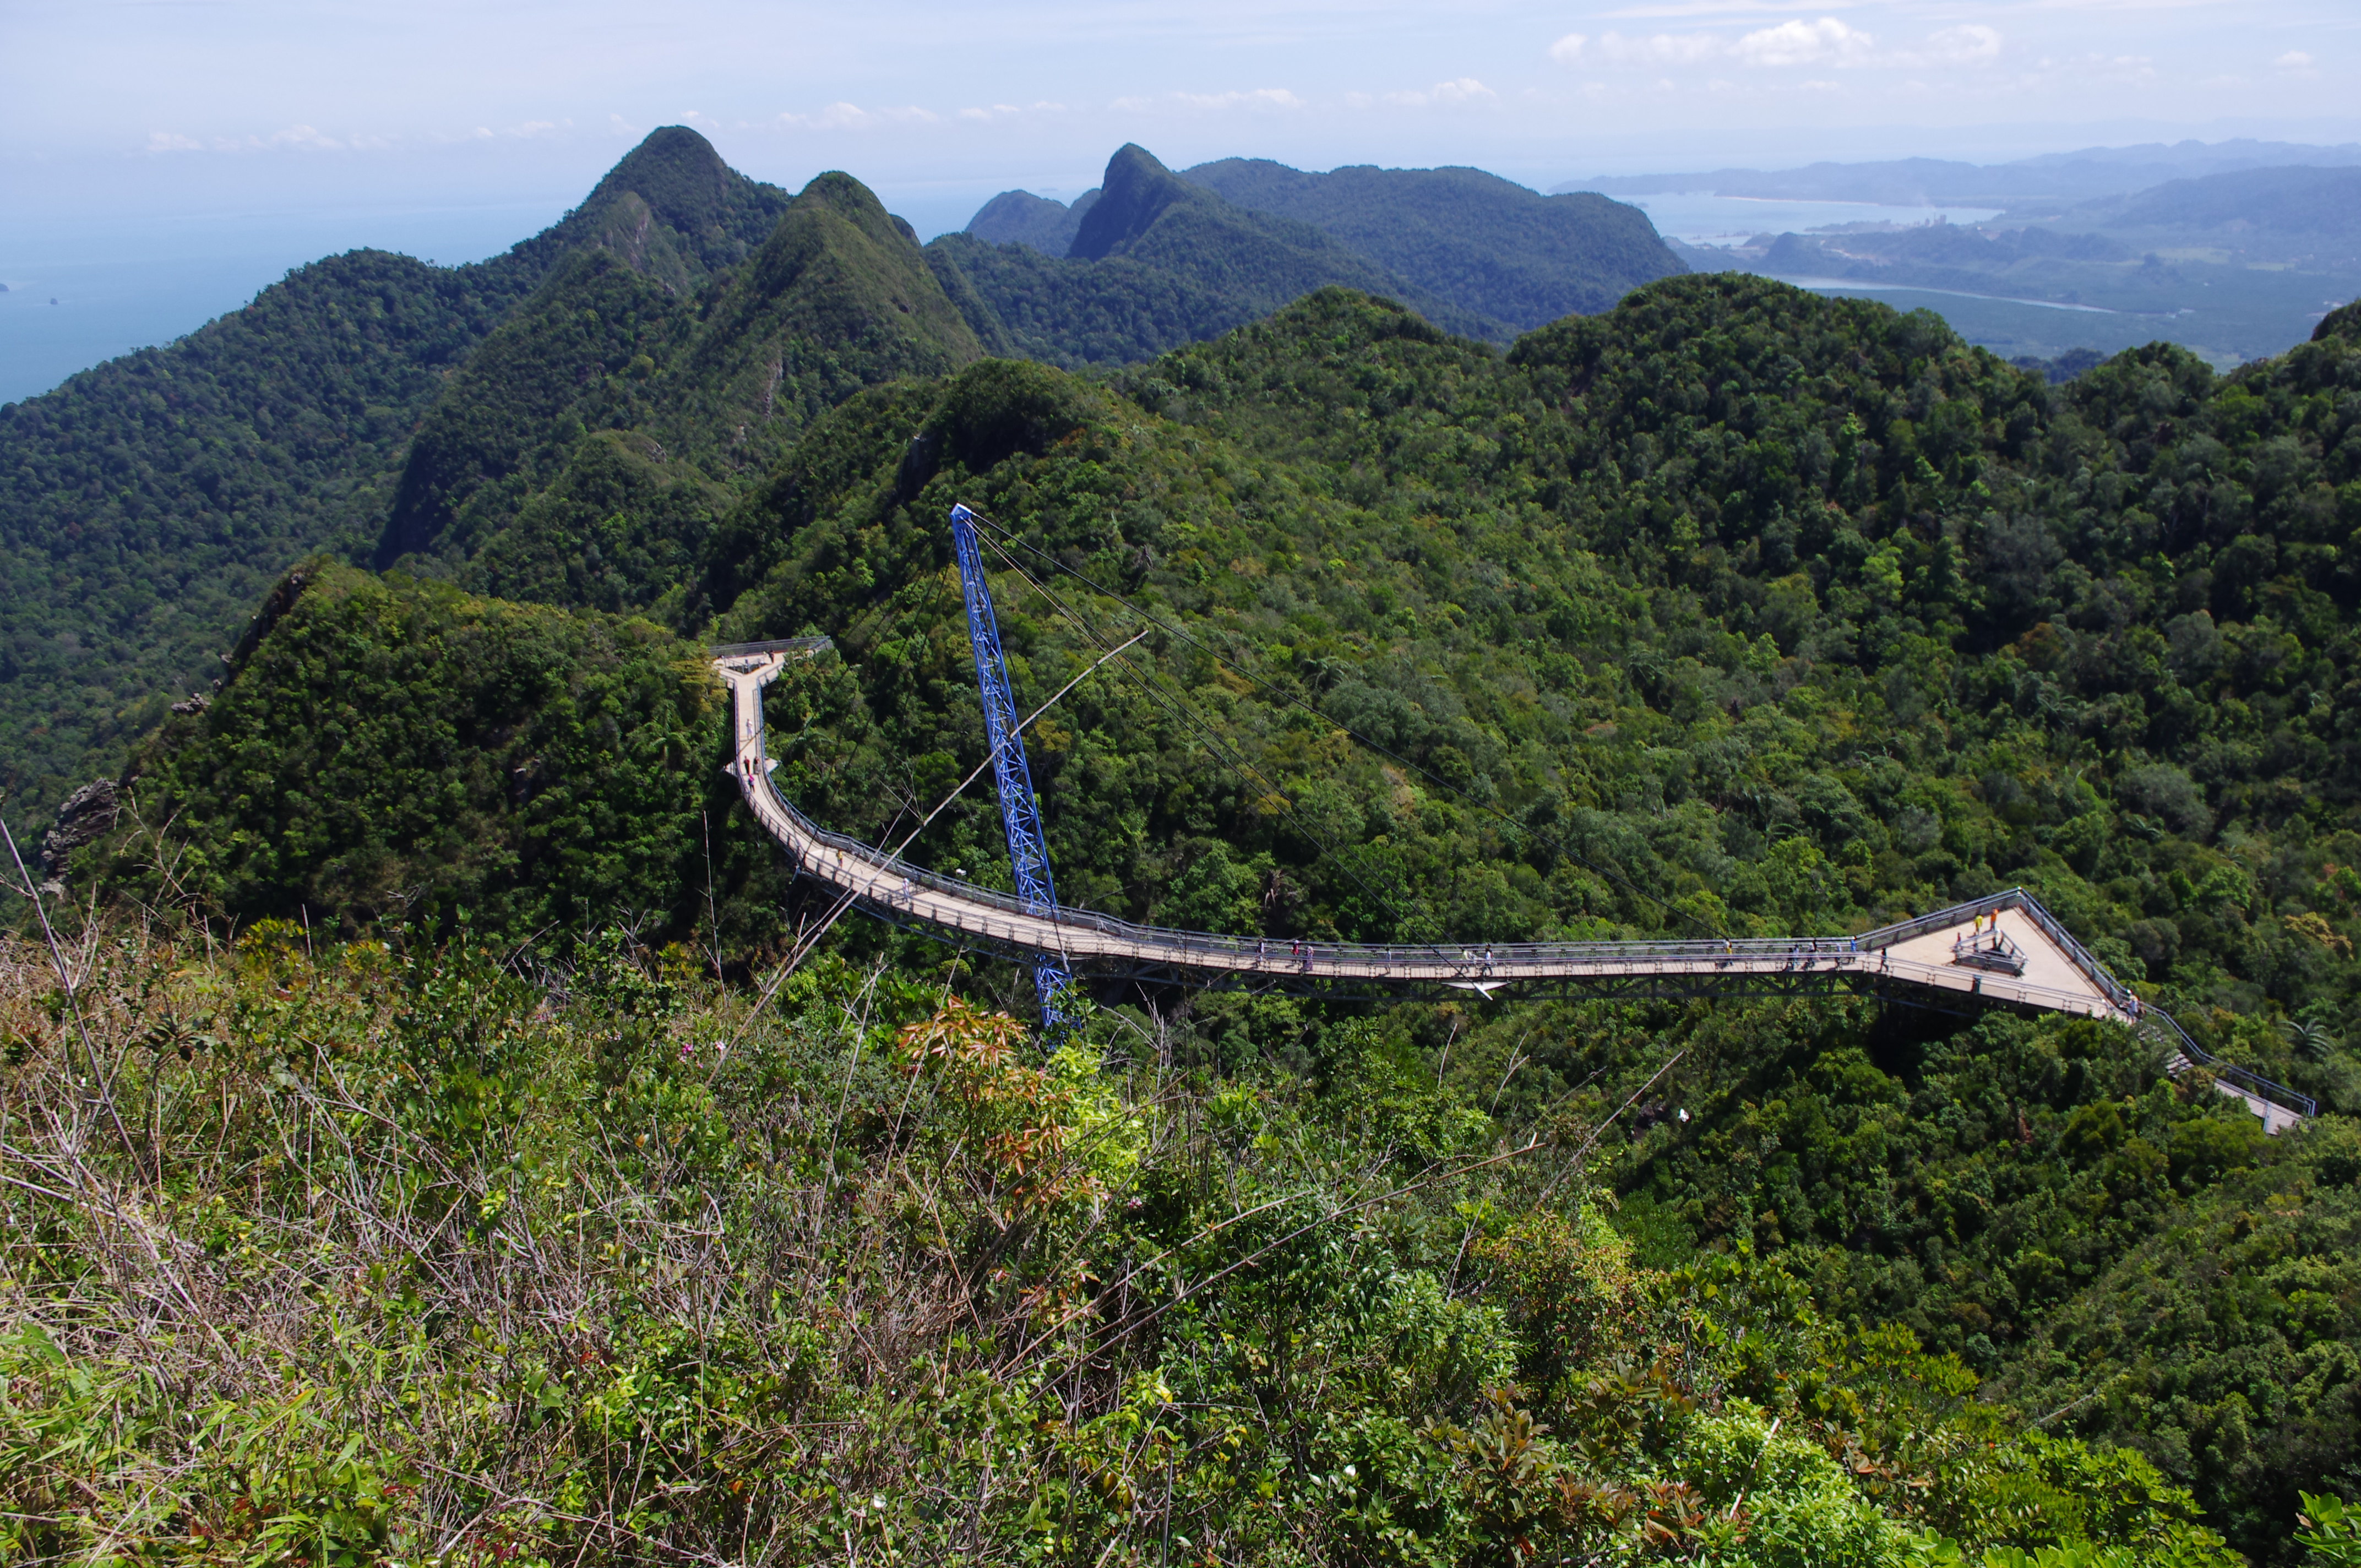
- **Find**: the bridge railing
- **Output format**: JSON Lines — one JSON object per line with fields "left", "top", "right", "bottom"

{"left": 712, "top": 636, "right": 835, "bottom": 660}
{"left": 758, "top": 775, "right": 2118, "bottom": 986}
{"left": 728, "top": 651, "right": 2315, "bottom": 1121}
{"left": 1854, "top": 888, "right": 2135, "bottom": 1011}
{"left": 1859, "top": 891, "right": 2318, "bottom": 1116}
{"left": 2137, "top": 1005, "right": 2317, "bottom": 1119}
{"left": 2012, "top": 897, "right": 2137, "bottom": 1012}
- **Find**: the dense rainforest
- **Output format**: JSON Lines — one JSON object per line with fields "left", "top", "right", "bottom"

{"left": 0, "top": 131, "right": 1677, "bottom": 824}
{"left": 3, "top": 128, "right": 2361, "bottom": 1566}
{"left": 932, "top": 144, "right": 1687, "bottom": 365}
{"left": 1180, "top": 157, "right": 1684, "bottom": 330}
{"left": 0, "top": 127, "right": 792, "bottom": 814}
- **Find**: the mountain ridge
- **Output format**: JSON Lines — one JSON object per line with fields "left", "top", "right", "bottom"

{"left": 1181, "top": 156, "right": 1683, "bottom": 330}
{"left": 1568, "top": 138, "right": 2361, "bottom": 207}
{"left": 376, "top": 162, "right": 986, "bottom": 578}
{"left": 66, "top": 271, "right": 2361, "bottom": 1560}
{"left": 26, "top": 128, "right": 1571, "bottom": 823}
{"left": 508, "top": 123, "right": 796, "bottom": 287}
{"left": 965, "top": 187, "right": 1101, "bottom": 254}
{"left": 0, "top": 124, "right": 793, "bottom": 815}
{"left": 928, "top": 143, "right": 1513, "bottom": 366}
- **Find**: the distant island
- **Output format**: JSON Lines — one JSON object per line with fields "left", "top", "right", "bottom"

{"left": 1595, "top": 143, "right": 2361, "bottom": 367}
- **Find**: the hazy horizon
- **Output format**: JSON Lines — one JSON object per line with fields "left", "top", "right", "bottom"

{"left": 10, "top": 0, "right": 2357, "bottom": 228}
{"left": 6, "top": 120, "right": 2358, "bottom": 406}
{"left": 4, "top": 0, "right": 2357, "bottom": 401}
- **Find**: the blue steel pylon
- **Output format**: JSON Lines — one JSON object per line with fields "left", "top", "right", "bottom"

{"left": 948, "top": 503, "right": 1071, "bottom": 1027}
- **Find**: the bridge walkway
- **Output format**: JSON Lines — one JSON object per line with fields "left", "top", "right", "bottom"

{"left": 714, "top": 642, "right": 2313, "bottom": 1128}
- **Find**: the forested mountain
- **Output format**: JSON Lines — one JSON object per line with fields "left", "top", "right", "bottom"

{"left": 0, "top": 126, "right": 790, "bottom": 815}
{"left": 2053, "top": 164, "right": 2361, "bottom": 263}
{"left": 0, "top": 254, "right": 523, "bottom": 820}
{"left": 1182, "top": 157, "right": 1683, "bottom": 329}
{"left": 965, "top": 185, "right": 1100, "bottom": 253}
{"left": 4, "top": 133, "right": 1688, "bottom": 827}
{"left": 59, "top": 274, "right": 2361, "bottom": 1560}
{"left": 377, "top": 171, "right": 983, "bottom": 575}
{"left": 508, "top": 123, "right": 796, "bottom": 286}
{"left": 1756, "top": 221, "right": 2137, "bottom": 284}
{"left": 941, "top": 146, "right": 1682, "bottom": 360}
{"left": 929, "top": 144, "right": 1501, "bottom": 363}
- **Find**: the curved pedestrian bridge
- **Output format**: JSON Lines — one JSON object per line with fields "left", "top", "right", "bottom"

{"left": 716, "top": 641, "right": 2311, "bottom": 1129}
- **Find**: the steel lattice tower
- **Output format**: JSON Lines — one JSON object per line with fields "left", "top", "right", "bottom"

{"left": 949, "top": 503, "right": 1071, "bottom": 1025}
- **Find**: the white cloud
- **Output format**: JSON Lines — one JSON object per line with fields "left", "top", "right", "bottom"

{"left": 1927, "top": 25, "right": 2002, "bottom": 65}
{"left": 159, "top": 123, "right": 411, "bottom": 154}
{"left": 2024, "top": 0, "right": 2230, "bottom": 8}
{"left": 1179, "top": 88, "right": 1304, "bottom": 110}
{"left": 1602, "top": 0, "right": 1855, "bottom": 13}
{"left": 2276, "top": 50, "right": 2318, "bottom": 76}
{"left": 956, "top": 101, "right": 1068, "bottom": 122}
{"left": 1734, "top": 17, "right": 1875, "bottom": 68}
{"left": 1598, "top": 29, "right": 1724, "bottom": 66}
{"left": 2030, "top": 51, "right": 2155, "bottom": 83}
{"left": 1112, "top": 88, "right": 1304, "bottom": 112}
{"left": 1388, "top": 77, "right": 1496, "bottom": 107}
{"left": 775, "top": 101, "right": 940, "bottom": 131}
{"left": 1559, "top": 15, "right": 2000, "bottom": 73}
{"left": 219, "top": 124, "right": 347, "bottom": 151}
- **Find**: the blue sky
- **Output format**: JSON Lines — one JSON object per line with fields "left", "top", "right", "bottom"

{"left": 4, "top": 0, "right": 2357, "bottom": 238}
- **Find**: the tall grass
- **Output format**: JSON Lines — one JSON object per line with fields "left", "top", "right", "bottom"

{"left": 0, "top": 921, "right": 2249, "bottom": 1567}
{"left": 0, "top": 918, "right": 1563, "bottom": 1565}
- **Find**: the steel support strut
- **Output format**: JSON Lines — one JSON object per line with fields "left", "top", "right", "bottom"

{"left": 949, "top": 503, "right": 1071, "bottom": 1026}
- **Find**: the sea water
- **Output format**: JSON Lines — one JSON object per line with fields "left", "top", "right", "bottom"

{"left": 1614, "top": 192, "right": 2004, "bottom": 249}
{"left": 0, "top": 202, "right": 563, "bottom": 405}
{"left": 1, "top": 190, "right": 2017, "bottom": 407}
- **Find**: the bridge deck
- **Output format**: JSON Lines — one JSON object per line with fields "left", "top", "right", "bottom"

{"left": 721, "top": 646, "right": 2126, "bottom": 1014}
{"left": 716, "top": 645, "right": 2313, "bottom": 1125}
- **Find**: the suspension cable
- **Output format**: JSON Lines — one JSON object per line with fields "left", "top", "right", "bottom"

{"left": 959, "top": 504, "right": 1720, "bottom": 939}
{"left": 973, "top": 531, "right": 1456, "bottom": 959}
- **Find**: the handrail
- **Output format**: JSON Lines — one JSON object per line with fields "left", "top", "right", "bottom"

{"left": 766, "top": 788, "right": 2151, "bottom": 992}
{"left": 714, "top": 643, "right": 2310, "bottom": 1124}
{"left": 1855, "top": 888, "right": 2134, "bottom": 1010}
{"left": 748, "top": 761, "right": 2128, "bottom": 1011}
{"left": 710, "top": 636, "right": 834, "bottom": 659}
{"left": 2138, "top": 1005, "right": 2316, "bottom": 1119}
